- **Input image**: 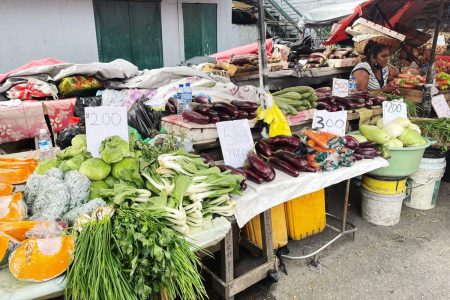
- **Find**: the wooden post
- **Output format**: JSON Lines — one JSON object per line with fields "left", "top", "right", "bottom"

{"left": 260, "top": 210, "right": 274, "bottom": 261}
{"left": 221, "top": 228, "right": 234, "bottom": 299}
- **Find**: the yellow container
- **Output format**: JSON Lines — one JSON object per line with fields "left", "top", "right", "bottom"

{"left": 242, "top": 203, "right": 288, "bottom": 250}
{"left": 362, "top": 175, "right": 407, "bottom": 195}
{"left": 285, "top": 189, "right": 326, "bottom": 240}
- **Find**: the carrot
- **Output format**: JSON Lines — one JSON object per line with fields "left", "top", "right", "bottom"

{"left": 305, "top": 129, "right": 330, "bottom": 149}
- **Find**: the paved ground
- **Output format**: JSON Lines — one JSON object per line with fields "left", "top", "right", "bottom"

{"left": 237, "top": 180, "right": 450, "bottom": 300}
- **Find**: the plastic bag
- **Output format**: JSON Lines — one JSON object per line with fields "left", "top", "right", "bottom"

{"left": 128, "top": 99, "right": 163, "bottom": 139}
{"left": 256, "top": 103, "right": 291, "bottom": 137}
{"left": 74, "top": 96, "right": 102, "bottom": 120}
{"left": 58, "top": 76, "right": 103, "bottom": 97}
{"left": 56, "top": 126, "right": 85, "bottom": 149}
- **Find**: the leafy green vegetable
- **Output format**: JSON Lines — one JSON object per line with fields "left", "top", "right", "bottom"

{"left": 58, "top": 152, "right": 91, "bottom": 172}
{"left": 100, "top": 182, "right": 152, "bottom": 205}
{"left": 99, "top": 135, "right": 129, "bottom": 164}
{"left": 384, "top": 138, "right": 403, "bottom": 148}
{"left": 71, "top": 134, "right": 86, "bottom": 149}
{"left": 399, "top": 129, "right": 427, "bottom": 147}
{"left": 66, "top": 207, "right": 136, "bottom": 300}
{"left": 412, "top": 118, "right": 450, "bottom": 151}
{"left": 35, "top": 158, "right": 60, "bottom": 174}
{"left": 79, "top": 158, "right": 111, "bottom": 181}
{"left": 113, "top": 207, "right": 207, "bottom": 300}
{"left": 104, "top": 175, "right": 119, "bottom": 188}
{"left": 89, "top": 180, "right": 109, "bottom": 200}
{"left": 111, "top": 157, "right": 144, "bottom": 188}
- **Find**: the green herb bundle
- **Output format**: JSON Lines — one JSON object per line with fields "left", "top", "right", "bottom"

{"left": 66, "top": 208, "right": 136, "bottom": 300}
{"left": 413, "top": 118, "right": 450, "bottom": 151}
{"left": 113, "top": 207, "right": 207, "bottom": 300}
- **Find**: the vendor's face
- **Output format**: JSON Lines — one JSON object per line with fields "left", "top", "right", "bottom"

{"left": 373, "top": 48, "right": 390, "bottom": 67}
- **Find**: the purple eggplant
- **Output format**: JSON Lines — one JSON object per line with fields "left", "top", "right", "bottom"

{"left": 231, "top": 100, "right": 258, "bottom": 112}
{"left": 201, "top": 153, "right": 215, "bottom": 166}
{"left": 359, "top": 141, "right": 377, "bottom": 148}
{"left": 182, "top": 111, "right": 209, "bottom": 124}
{"left": 270, "top": 144, "right": 298, "bottom": 153}
{"left": 344, "top": 136, "right": 359, "bottom": 150}
{"left": 237, "top": 111, "right": 249, "bottom": 119}
{"left": 193, "top": 103, "right": 212, "bottom": 114}
{"left": 248, "top": 111, "right": 257, "bottom": 119}
{"left": 212, "top": 102, "right": 239, "bottom": 118}
{"left": 354, "top": 152, "right": 364, "bottom": 160}
{"left": 247, "top": 153, "right": 272, "bottom": 178}
{"left": 264, "top": 166, "right": 276, "bottom": 182}
{"left": 267, "top": 135, "right": 300, "bottom": 148}
{"left": 209, "top": 114, "right": 220, "bottom": 123}
{"left": 217, "top": 112, "right": 231, "bottom": 121}
{"left": 255, "top": 140, "right": 273, "bottom": 158}
{"left": 335, "top": 97, "right": 359, "bottom": 109}
{"left": 269, "top": 157, "right": 299, "bottom": 177}
{"left": 165, "top": 100, "right": 176, "bottom": 114}
{"left": 240, "top": 168, "right": 263, "bottom": 184}
{"left": 240, "top": 182, "right": 248, "bottom": 190}
{"left": 299, "top": 165, "right": 317, "bottom": 172}
{"left": 316, "top": 102, "right": 332, "bottom": 111}
{"left": 217, "top": 165, "right": 247, "bottom": 180}
{"left": 193, "top": 95, "right": 209, "bottom": 104}
{"left": 274, "top": 151, "right": 307, "bottom": 170}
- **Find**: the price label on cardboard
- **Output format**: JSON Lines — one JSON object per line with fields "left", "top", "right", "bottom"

{"left": 437, "top": 35, "right": 446, "bottom": 46}
{"left": 382, "top": 100, "right": 407, "bottom": 126}
{"left": 217, "top": 119, "right": 254, "bottom": 168}
{"left": 332, "top": 78, "right": 349, "bottom": 97}
{"left": 312, "top": 110, "right": 347, "bottom": 136}
{"left": 432, "top": 94, "right": 450, "bottom": 118}
{"left": 85, "top": 106, "right": 128, "bottom": 157}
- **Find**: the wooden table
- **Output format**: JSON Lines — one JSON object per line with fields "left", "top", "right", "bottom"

{"left": 231, "top": 68, "right": 353, "bottom": 90}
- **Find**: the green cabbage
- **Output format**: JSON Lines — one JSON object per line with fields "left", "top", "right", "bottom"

{"left": 35, "top": 158, "right": 60, "bottom": 174}
{"left": 79, "top": 158, "right": 111, "bottom": 181}
{"left": 104, "top": 175, "right": 119, "bottom": 188}
{"left": 111, "top": 157, "right": 144, "bottom": 188}
{"left": 385, "top": 138, "right": 403, "bottom": 148}
{"left": 99, "top": 135, "right": 129, "bottom": 164}
{"left": 72, "top": 134, "right": 86, "bottom": 149}
{"left": 89, "top": 180, "right": 109, "bottom": 200}
{"left": 393, "top": 117, "right": 411, "bottom": 128}
{"left": 398, "top": 129, "right": 427, "bottom": 147}
{"left": 383, "top": 122, "right": 405, "bottom": 138}
{"left": 57, "top": 146, "right": 84, "bottom": 159}
{"left": 408, "top": 124, "right": 421, "bottom": 134}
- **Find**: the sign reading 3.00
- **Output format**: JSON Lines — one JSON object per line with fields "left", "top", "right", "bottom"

{"left": 85, "top": 106, "right": 128, "bottom": 158}
{"left": 312, "top": 110, "right": 347, "bottom": 136}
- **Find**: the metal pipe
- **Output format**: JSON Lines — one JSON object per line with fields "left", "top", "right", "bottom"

{"left": 341, "top": 179, "right": 350, "bottom": 232}
{"left": 282, "top": 0, "right": 303, "bottom": 19}
{"left": 257, "top": 0, "right": 269, "bottom": 91}
{"left": 422, "top": 0, "right": 446, "bottom": 117}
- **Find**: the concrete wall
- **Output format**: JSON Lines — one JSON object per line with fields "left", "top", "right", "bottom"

{"left": 0, "top": 0, "right": 99, "bottom": 73}
{"left": 229, "top": 25, "right": 259, "bottom": 49}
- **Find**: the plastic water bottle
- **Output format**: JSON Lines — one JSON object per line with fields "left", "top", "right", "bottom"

{"left": 349, "top": 76, "right": 357, "bottom": 94}
{"left": 182, "top": 83, "right": 193, "bottom": 111}
{"left": 38, "top": 128, "right": 53, "bottom": 160}
{"left": 176, "top": 84, "right": 184, "bottom": 115}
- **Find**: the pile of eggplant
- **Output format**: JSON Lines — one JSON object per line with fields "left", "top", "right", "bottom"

{"left": 180, "top": 96, "right": 258, "bottom": 125}
{"left": 303, "top": 48, "right": 359, "bottom": 68}
{"left": 315, "top": 87, "right": 387, "bottom": 112}
{"left": 344, "top": 136, "right": 381, "bottom": 160}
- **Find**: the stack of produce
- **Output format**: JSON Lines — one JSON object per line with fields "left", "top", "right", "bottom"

{"left": 353, "top": 117, "right": 427, "bottom": 158}
{"left": 437, "top": 72, "right": 450, "bottom": 91}
{"left": 316, "top": 88, "right": 386, "bottom": 111}
{"left": 398, "top": 45, "right": 431, "bottom": 69}
{"left": 303, "top": 47, "right": 358, "bottom": 68}
{"left": 181, "top": 98, "right": 258, "bottom": 124}
{"left": 272, "top": 86, "right": 318, "bottom": 115}
{"left": 301, "top": 129, "right": 358, "bottom": 171}
{"left": 435, "top": 57, "right": 450, "bottom": 73}
{"left": 392, "top": 73, "right": 426, "bottom": 89}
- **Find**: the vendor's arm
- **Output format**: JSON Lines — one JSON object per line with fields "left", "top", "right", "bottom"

{"left": 352, "top": 69, "right": 370, "bottom": 92}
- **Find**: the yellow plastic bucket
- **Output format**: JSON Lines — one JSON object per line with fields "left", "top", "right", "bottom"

{"left": 284, "top": 189, "right": 326, "bottom": 240}
{"left": 242, "top": 203, "right": 288, "bottom": 250}
{"left": 362, "top": 175, "right": 407, "bottom": 195}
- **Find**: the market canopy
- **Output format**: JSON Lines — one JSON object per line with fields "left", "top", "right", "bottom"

{"left": 303, "top": 1, "right": 366, "bottom": 26}
{"left": 323, "top": 0, "right": 429, "bottom": 45}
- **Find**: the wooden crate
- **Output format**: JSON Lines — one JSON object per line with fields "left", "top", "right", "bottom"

{"left": 327, "top": 57, "right": 360, "bottom": 68}
{"left": 398, "top": 88, "right": 450, "bottom": 104}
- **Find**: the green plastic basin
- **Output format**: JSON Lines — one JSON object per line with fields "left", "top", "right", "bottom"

{"left": 369, "top": 141, "right": 431, "bottom": 177}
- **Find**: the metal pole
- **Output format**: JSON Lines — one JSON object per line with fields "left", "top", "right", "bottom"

{"left": 422, "top": 0, "right": 446, "bottom": 117}
{"left": 257, "top": 0, "right": 269, "bottom": 91}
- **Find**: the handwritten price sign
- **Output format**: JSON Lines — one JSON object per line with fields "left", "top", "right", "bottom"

{"left": 432, "top": 94, "right": 450, "bottom": 118}
{"left": 382, "top": 100, "right": 407, "bottom": 125}
{"left": 332, "top": 78, "right": 349, "bottom": 97}
{"left": 85, "top": 106, "right": 128, "bottom": 157}
{"left": 217, "top": 119, "right": 254, "bottom": 168}
{"left": 312, "top": 110, "right": 347, "bottom": 136}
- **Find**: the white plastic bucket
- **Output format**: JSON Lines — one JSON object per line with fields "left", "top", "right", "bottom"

{"left": 404, "top": 158, "right": 446, "bottom": 210}
{"left": 361, "top": 187, "right": 405, "bottom": 226}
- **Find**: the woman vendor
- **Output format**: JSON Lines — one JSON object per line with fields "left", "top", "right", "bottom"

{"left": 351, "top": 40, "right": 398, "bottom": 93}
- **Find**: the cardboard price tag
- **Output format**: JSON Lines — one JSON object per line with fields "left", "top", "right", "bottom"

{"left": 217, "top": 119, "right": 254, "bottom": 168}
{"left": 382, "top": 100, "right": 407, "bottom": 126}
{"left": 432, "top": 94, "right": 450, "bottom": 118}
{"left": 85, "top": 106, "right": 128, "bottom": 157}
{"left": 312, "top": 110, "right": 347, "bottom": 136}
{"left": 437, "top": 35, "right": 446, "bottom": 46}
{"left": 332, "top": 78, "right": 349, "bottom": 97}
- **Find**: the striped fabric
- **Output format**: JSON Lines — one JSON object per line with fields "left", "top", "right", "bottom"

{"left": 351, "top": 62, "right": 389, "bottom": 91}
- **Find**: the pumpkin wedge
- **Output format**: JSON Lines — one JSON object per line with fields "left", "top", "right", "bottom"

{"left": 0, "top": 235, "right": 8, "bottom": 262}
{"left": 0, "top": 167, "right": 33, "bottom": 185}
{"left": 0, "top": 221, "right": 50, "bottom": 241}
{"left": 0, "top": 193, "right": 27, "bottom": 221}
{"left": 9, "top": 236, "right": 75, "bottom": 282}
{"left": 0, "top": 183, "right": 13, "bottom": 196}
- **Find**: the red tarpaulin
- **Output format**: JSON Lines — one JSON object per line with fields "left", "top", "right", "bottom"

{"left": 211, "top": 39, "right": 273, "bottom": 61}
{"left": 324, "top": 0, "right": 428, "bottom": 45}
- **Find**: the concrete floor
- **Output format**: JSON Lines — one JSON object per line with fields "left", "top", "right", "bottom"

{"left": 237, "top": 180, "right": 450, "bottom": 300}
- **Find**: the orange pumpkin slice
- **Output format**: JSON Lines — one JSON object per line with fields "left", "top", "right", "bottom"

{"left": 0, "top": 235, "right": 8, "bottom": 262}
{"left": 9, "top": 236, "right": 75, "bottom": 282}
{"left": 0, "top": 221, "right": 50, "bottom": 241}
{"left": 0, "top": 167, "right": 33, "bottom": 185}
{"left": 0, "top": 183, "right": 13, "bottom": 196}
{"left": 0, "top": 193, "right": 26, "bottom": 221}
